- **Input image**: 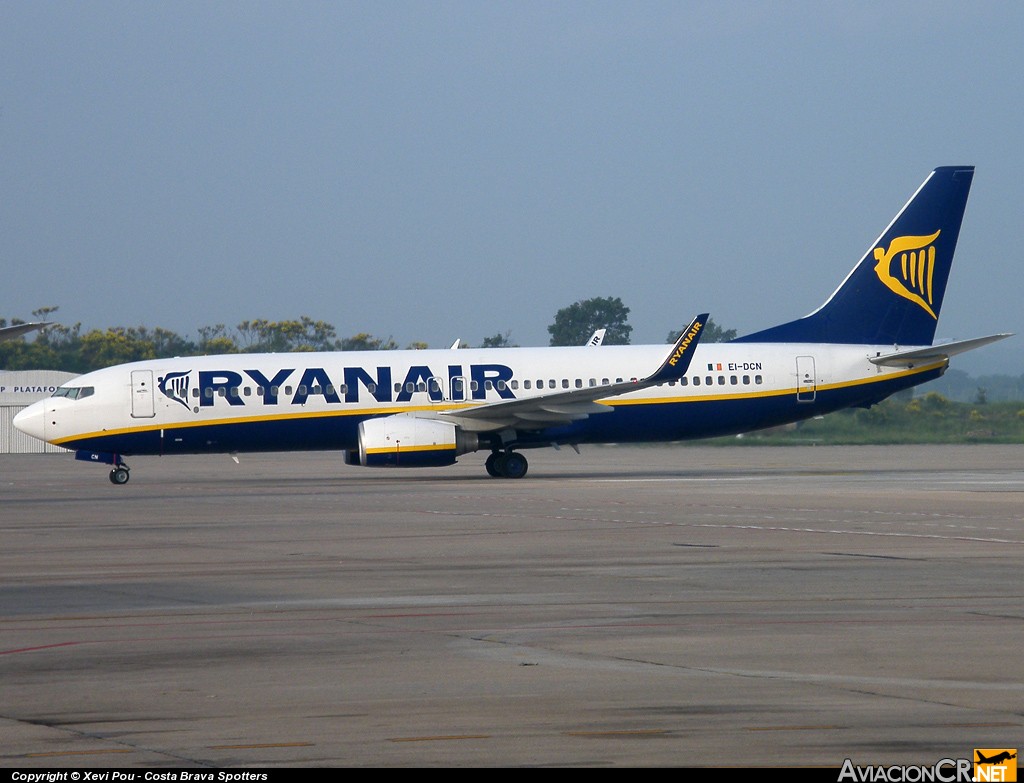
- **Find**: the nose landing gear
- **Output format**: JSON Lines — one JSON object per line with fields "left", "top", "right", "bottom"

{"left": 109, "top": 462, "right": 130, "bottom": 485}
{"left": 76, "top": 450, "right": 132, "bottom": 485}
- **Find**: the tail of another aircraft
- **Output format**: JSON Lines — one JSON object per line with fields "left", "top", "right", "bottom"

{"left": 735, "top": 166, "right": 975, "bottom": 346}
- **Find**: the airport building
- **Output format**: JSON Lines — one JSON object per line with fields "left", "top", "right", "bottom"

{"left": 0, "top": 370, "right": 76, "bottom": 453}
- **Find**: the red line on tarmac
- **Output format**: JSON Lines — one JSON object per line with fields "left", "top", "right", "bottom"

{"left": 0, "top": 641, "right": 82, "bottom": 656}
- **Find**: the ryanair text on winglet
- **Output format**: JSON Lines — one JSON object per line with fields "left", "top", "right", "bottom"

{"left": 668, "top": 321, "right": 703, "bottom": 367}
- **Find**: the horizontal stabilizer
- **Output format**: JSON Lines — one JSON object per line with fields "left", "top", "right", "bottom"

{"left": 869, "top": 333, "right": 1013, "bottom": 367}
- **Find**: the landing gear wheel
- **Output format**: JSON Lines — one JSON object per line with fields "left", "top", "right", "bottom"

{"left": 501, "top": 452, "right": 528, "bottom": 479}
{"left": 484, "top": 451, "right": 528, "bottom": 478}
{"left": 485, "top": 452, "right": 502, "bottom": 477}
{"left": 109, "top": 466, "right": 130, "bottom": 485}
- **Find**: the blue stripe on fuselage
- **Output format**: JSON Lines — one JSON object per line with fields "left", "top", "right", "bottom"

{"left": 59, "top": 366, "right": 942, "bottom": 456}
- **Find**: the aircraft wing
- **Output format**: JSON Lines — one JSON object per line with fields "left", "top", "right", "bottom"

{"left": 441, "top": 314, "right": 708, "bottom": 431}
{"left": 0, "top": 322, "right": 52, "bottom": 342}
{"left": 868, "top": 333, "right": 1013, "bottom": 367}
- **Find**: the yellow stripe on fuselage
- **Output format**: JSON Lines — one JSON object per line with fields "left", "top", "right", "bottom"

{"left": 52, "top": 361, "right": 944, "bottom": 446}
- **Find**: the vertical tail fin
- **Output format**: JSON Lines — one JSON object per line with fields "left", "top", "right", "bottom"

{"left": 734, "top": 166, "right": 974, "bottom": 346}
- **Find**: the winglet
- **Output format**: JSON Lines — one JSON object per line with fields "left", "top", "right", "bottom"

{"left": 648, "top": 313, "right": 708, "bottom": 384}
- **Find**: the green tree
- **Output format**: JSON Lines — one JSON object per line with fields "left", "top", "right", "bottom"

{"left": 666, "top": 318, "right": 737, "bottom": 344}
{"left": 480, "top": 331, "right": 516, "bottom": 348}
{"left": 237, "top": 317, "right": 338, "bottom": 352}
{"left": 548, "top": 296, "right": 631, "bottom": 346}
{"left": 78, "top": 327, "right": 158, "bottom": 369}
{"left": 197, "top": 324, "right": 239, "bottom": 355}
{"left": 339, "top": 333, "right": 398, "bottom": 351}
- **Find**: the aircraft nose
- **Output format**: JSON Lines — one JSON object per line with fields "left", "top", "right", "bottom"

{"left": 13, "top": 401, "right": 47, "bottom": 442}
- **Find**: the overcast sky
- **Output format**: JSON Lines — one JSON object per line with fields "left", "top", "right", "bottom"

{"left": 2, "top": 1, "right": 1021, "bottom": 374}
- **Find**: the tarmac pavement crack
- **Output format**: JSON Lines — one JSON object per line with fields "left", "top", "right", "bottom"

{"left": 1, "top": 711, "right": 216, "bottom": 766}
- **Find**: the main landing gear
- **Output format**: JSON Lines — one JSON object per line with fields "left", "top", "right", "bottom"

{"left": 485, "top": 451, "right": 528, "bottom": 479}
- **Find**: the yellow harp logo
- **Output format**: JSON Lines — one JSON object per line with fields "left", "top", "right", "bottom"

{"left": 873, "top": 230, "right": 941, "bottom": 319}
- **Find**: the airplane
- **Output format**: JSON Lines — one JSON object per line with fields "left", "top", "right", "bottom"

{"left": 0, "top": 322, "right": 51, "bottom": 342}
{"left": 454, "top": 329, "right": 604, "bottom": 350}
{"left": 13, "top": 166, "right": 1011, "bottom": 485}
{"left": 976, "top": 751, "right": 1016, "bottom": 765}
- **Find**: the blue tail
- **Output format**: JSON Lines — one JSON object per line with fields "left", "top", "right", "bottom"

{"left": 734, "top": 166, "right": 974, "bottom": 346}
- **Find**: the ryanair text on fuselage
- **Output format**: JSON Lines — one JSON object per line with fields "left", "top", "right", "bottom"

{"left": 162, "top": 363, "right": 517, "bottom": 411}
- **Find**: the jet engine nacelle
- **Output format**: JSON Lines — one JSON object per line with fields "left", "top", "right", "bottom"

{"left": 347, "top": 414, "right": 480, "bottom": 468}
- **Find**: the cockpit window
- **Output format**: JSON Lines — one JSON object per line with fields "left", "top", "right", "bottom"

{"left": 51, "top": 386, "right": 95, "bottom": 400}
